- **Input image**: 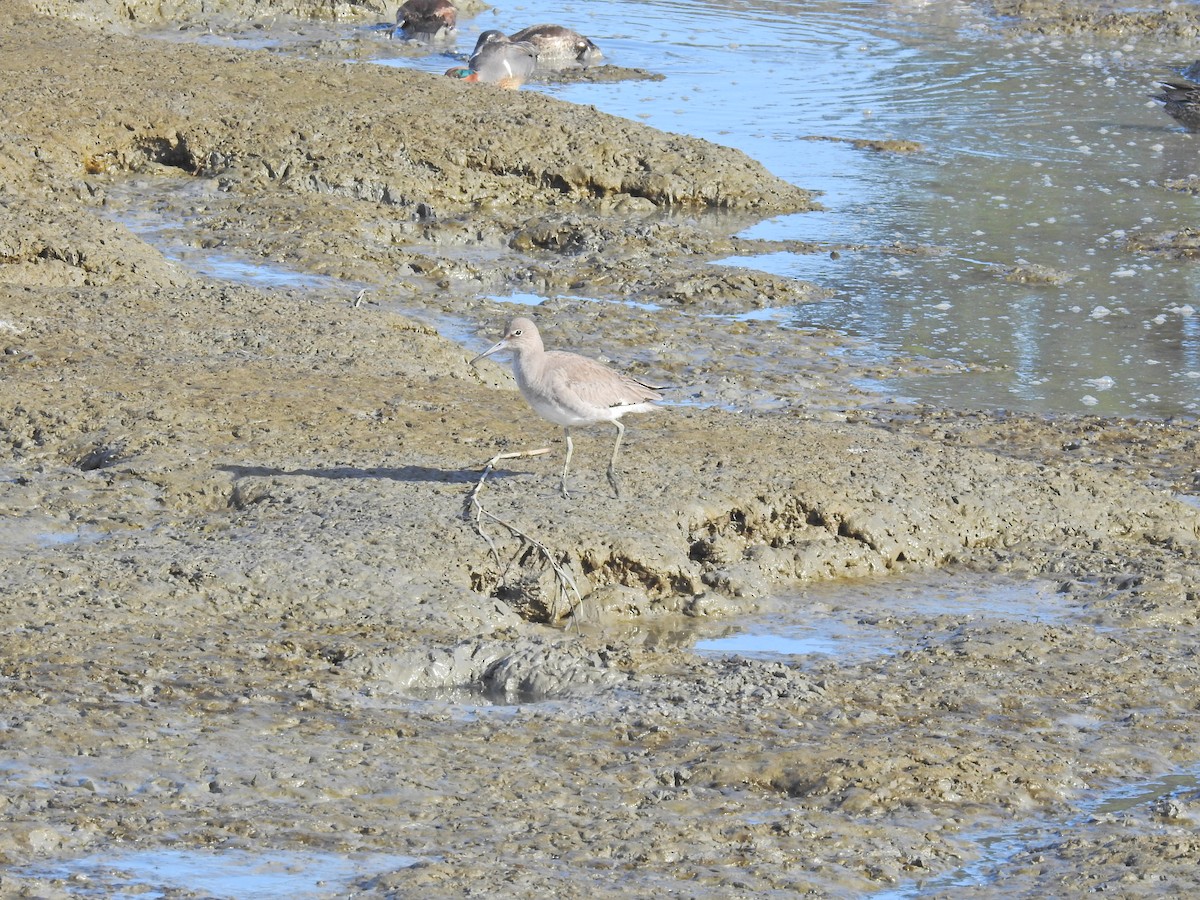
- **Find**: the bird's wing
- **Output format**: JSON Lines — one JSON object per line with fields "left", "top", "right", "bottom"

{"left": 545, "top": 352, "right": 662, "bottom": 408}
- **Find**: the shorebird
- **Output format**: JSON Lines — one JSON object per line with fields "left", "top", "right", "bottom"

{"left": 392, "top": 0, "right": 457, "bottom": 40}
{"left": 508, "top": 25, "right": 603, "bottom": 67}
{"left": 470, "top": 317, "right": 663, "bottom": 499}
{"left": 1155, "top": 76, "right": 1200, "bottom": 131}
{"left": 445, "top": 30, "right": 537, "bottom": 88}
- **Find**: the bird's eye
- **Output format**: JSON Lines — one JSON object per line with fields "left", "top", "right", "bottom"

{"left": 512, "top": 329, "right": 523, "bottom": 336}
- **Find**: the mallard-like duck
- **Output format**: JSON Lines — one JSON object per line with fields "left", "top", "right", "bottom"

{"left": 1155, "top": 76, "right": 1200, "bottom": 132}
{"left": 393, "top": 0, "right": 457, "bottom": 41}
{"left": 508, "top": 25, "right": 603, "bottom": 68}
{"left": 446, "top": 30, "right": 537, "bottom": 89}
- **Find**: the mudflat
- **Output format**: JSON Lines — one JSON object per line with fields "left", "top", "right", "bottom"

{"left": 2, "top": 0, "right": 1200, "bottom": 895}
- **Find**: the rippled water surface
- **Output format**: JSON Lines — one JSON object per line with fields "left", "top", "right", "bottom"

{"left": 375, "top": 0, "right": 1200, "bottom": 417}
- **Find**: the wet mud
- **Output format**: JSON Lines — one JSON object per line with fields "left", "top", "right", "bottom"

{"left": 3, "top": 0, "right": 1200, "bottom": 896}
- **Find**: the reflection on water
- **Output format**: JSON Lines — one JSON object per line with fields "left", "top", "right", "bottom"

{"left": 182, "top": 253, "right": 333, "bottom": 289}
{"left": 373, "top": 0, "right": 1200, "bottom": 418}
{"left": 695, "top": 630, "right": 842, "bottom": 657}
{"left": 691, "top": 570, "right": 1066, "bottom": 663}
{"left": 131, "top": 0, "right": 1200, "bottom": 417}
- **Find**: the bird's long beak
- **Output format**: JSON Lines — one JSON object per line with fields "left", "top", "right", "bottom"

{"left": 469, "top": 337, "right": 508, "bottom": 365}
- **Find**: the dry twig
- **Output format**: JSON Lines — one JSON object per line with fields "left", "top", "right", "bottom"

{"left": 465, "top": 449, "right": 582, "bottom": 623}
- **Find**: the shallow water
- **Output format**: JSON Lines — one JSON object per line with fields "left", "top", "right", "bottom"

{"left": 14, "top": 848, "right": 420, "bottom": 898}
{"left": 106, "top": 180, "right": 345, "bottom": 291}
{"left": 692, "top": 569, "right": 1066, "bottom": 662}
{"left": 0, "top": 518, "right": 103, "bottom": 551}
{"left": 872, "top": 763, "right": 1200, "bottom": 897}
{"left": 695, "top": 629, "right": 843, "bottom": 657}
{"left": 371, "top": 0, "right": 1200, "bottom": 418}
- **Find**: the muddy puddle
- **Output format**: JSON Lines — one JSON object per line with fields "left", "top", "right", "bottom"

{"left": 11, "top": 848, "right": 422, "bottom": 898}
{"left": 873, "top": 763, "right": 1200, "bottom": 897}
{"left": 99, "top": 177, "right": 355, "bottom": 292}
{"left": 0, "top": 519, "right": 103, "bottom": 552}
{"left": 692, "top": 569, "right": 1068, "bottom": 663}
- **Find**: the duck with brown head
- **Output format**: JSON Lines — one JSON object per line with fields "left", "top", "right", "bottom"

{"left": 392, "top": 0, "right": 457, "bottom": 41}
{"left": 1156, "top": 75, "right": 1200, "bottom": 132}
{"left": 509, "top": 25, "right": 603, "bottom": 68}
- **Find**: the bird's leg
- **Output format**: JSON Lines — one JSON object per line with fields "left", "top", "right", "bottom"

{"left": 606, "top": 420, "right": 625, "bottom": 499}
{"left": 560, "top": 428, "right": 574, "bottom": 499}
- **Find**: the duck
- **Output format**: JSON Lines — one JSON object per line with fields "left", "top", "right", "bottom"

{"left": 445, "top": 30, "right": 538, "bottom": 89}
{"left": 1155, "top": 76, "right": 1200, "bottom": 132}
{"left": 392, "top": 0, "right": 457, "bottom": 41}
{"left": 508, "top": 25, "right": 603, "bottom": 68}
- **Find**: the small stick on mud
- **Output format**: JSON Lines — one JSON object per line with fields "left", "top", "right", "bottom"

{"left": 466, "top": 449, "right": 582, "bottom": 622}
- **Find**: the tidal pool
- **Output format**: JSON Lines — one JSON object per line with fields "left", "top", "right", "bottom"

{"left": 0, "top": 518, "right": 103, "bottom": 552}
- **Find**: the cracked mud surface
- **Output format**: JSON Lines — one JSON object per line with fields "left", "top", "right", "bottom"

{"left": 3, "top": 0, "right": 1200, "bottom": 895}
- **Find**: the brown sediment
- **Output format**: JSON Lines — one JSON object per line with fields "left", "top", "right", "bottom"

{"left": 2, "top": 0, "right": 1200, "bottom": 895}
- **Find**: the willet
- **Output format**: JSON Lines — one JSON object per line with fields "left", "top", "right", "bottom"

{"left": 470, "top": 317, "right": 663, "bottom": 499}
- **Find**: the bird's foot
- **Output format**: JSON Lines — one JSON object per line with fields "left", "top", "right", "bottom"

{"left": 606, "top": 467, "right": 622, "bottom": 500}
